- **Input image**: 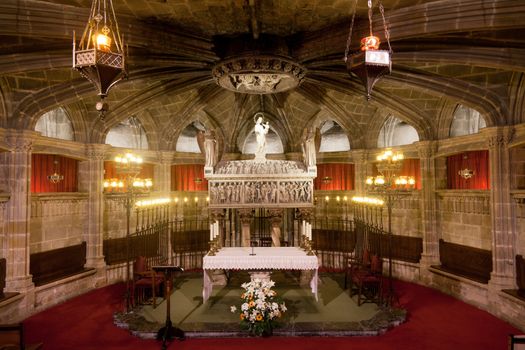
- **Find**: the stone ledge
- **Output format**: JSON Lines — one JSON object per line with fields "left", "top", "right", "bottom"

{"left": 428, "top": 266, "right": 489, "bottom": 288}
{"left": 34, "top": 268, "right": 96, "bottom": 292}
{"left": 0, "top": 293, "right": 22, "bottom": 309}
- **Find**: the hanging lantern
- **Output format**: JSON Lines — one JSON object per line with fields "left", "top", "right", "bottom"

{"left": 344, "top": 0, "right": 392, "bottom": 100}
{"left": 73, "top": 0, "right": 127, "bottom": 118}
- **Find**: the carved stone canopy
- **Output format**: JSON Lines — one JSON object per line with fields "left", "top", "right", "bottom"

{"left": 212, "top": 55, "right": 306, "bottom": 94}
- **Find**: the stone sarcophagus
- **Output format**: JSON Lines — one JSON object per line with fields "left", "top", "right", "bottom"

{"left": 206, "top": 160, "right": 315, "bottom": 209}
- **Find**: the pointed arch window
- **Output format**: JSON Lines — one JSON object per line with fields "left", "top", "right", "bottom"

{"left": 450, "top": 105, "right": 486, "bottom": 137}
{"left": 176, "top": 121, "right": 206, "bottom": 153}
{"left": 35, "top": 107, "right": 74, "bottom": 141}
{"left": 105, "top": 116, "right": 149, "bottom": 150}
{"left": 378, "top": 115, "right": 419, "bottom": 147}
{"left": 319, "top": 120, "right": 350, "bottom": 152}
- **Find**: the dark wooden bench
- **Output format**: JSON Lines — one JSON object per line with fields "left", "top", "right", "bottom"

{"left": 432, "top": 239, "right": 492, "bottom": 284}
{"left": 30, "top": 242, "right": 92, "bottom": 286}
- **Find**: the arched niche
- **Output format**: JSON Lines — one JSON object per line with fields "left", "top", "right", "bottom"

{"left": 318, "top": 120, "right": 350, "bottom": 152}
{"left": 105, "top": 116, "right": 149, "bottom": 150}
{"left": 175, "top": 121, "right": 206, "bottom": 153}
{"left": 450, "top": 104, "right": 486, "bottom": 137}
{"left": 238, "top": 111, "right": 285, "bottom": 155}
{"left": 378, "top": 115, "right": 419, "bottom": 147}
{"left": 34, "top": 107, "right": 74, "bottom": 141}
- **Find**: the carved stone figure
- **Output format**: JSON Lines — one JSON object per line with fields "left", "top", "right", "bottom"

{"left": 203, "top": 129, "right": 217, "bottom": 168}
{"left": 302, "top": 127, "right": 317, "bottom": 167}
{"left": 254, "top": 115, "right": 270, "bottom": 158}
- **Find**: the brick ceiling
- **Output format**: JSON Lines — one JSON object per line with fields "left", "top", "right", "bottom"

{"left": 0, "top": 0, "right": 524, "bottom": 153}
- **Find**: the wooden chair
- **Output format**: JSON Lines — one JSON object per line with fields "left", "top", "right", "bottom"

{"left": 348, "top": 254, "right": 383, "bottom": 306}
{"left": 0, "top": 323, "right": 42, "bottom": 350}
{"left": 344, "top": 249, "right": 370, "bottom": 290}
{"left": 132, "top": 256, "right": 164, "bottom": 308}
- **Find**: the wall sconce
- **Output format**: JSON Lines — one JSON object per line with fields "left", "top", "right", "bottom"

{"left": 194, "top": 177, "right": 203, "bottom": 184}
{"left": 458, "top": 168, "right": 475, "bottom": 179}
{"left": 322, "top": 176, "right": 332, "bottom": 184}
{"left": 47, "top": 159, "right": 64, "bottom": 184}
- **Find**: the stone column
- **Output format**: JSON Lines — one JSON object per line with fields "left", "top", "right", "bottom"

{"left": 154, "top": 151, "right": 173, "bottom": 195}
{"left": 267, "top": 209, "right": 283, "bottom": 247}
{"left": 238, "top": 208, "right": 253, "bottom": 247}
{"left": 80, "top": 144, "right": 108, "bottom": 283}
{"left": 417, "top": 141, "right": 440, "bottom": 276}
{"left": 4, "top": 131, "right": 36, "bottom": 293}
{"left": 486, "top": 127, "right": 516, "bottom": 289}
{"left": 352, "top": 150, "right": 370, "bottom": 195}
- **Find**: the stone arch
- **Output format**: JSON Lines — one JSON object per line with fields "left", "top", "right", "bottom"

{"left": 509, "top": 72, "right": 525, "bottom": 125}
{"left": 0, "top": 79, "right": 8, "bottom": 128}
{"left": 102, "top": 115, "right": 150, "bottom": 151}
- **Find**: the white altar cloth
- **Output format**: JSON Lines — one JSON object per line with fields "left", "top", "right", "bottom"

{"left": 202, "top": 247, "right": 319, "bottom": 302}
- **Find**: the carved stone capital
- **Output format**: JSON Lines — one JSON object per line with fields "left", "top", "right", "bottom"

{"left": 238, "top": 208, "right": 254, "bottom": 224}
{"left": 157, "top": 151, "right": 174, "bottom": 165}
{"left": 486, "top": 127, "right": 515, "bottom": 149}
{"left": 6, "top": 135, "right": 33, "bottom": 153}
{"left": 209, "top": 208, "right": 225, "bottom": 223}
{"left": 351, "top": 150, "right": 368, "bottom": 164}
{"left": 417, "top": 141, "right": 437, "bottom": 159}
{"left": 85, "top": 144, "right": 108, "bottom": 161}
{"left": 267, "top": 208, "right": 283, "bottom": 226}
{"left": 296, "top": 208, "right": 313, "bottom": 222}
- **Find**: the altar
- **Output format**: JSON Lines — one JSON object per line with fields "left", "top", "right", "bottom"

{"left": 202, "top": 247, "right": 319, "bottom": 302}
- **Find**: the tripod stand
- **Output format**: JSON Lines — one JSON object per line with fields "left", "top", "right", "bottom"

{"left": 152, "top": 266, "right": 185, "bottom": 350}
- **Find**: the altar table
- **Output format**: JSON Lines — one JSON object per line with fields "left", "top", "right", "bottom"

{"left": 202, "top": 247, "right": 319, "bottom": 302}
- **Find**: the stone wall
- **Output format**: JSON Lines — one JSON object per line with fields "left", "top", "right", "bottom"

{"left": 437, "top": 190, "right": 491, "bottom": 250}
{"left": 30, "top": 193, "right": 88, "bottom": 253}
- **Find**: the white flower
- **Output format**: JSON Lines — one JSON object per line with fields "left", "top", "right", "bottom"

{"left": 272, "top": 302, "right": 278, "bottom": 310}
{"left": 230, "top": 305, "right": 237, "bottom": 313}
{"left": 241, "top": 303, "right": 249, "bottom": 311}
{"left": 280, "top": 303, "right": 287, "bottom": 312}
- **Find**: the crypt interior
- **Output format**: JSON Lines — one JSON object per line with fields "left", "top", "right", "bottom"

{"left": 0, "top": 0, "right": 525, "bottom": 339}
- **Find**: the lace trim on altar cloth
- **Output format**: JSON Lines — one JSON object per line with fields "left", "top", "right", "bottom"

{"left": 203, "top": 247, "right": 318, "bottom": 270}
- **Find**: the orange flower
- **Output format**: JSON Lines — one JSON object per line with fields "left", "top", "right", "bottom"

{"left": 249, "top": 301, "right": 255, "bottom": 308}
{"left": 256, "top": 314, "right": 263, "bottom": 321}
{"left": 240, "top": 313, "right": 245, "bottom": 320}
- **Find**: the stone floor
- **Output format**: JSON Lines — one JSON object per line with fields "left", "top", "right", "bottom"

{"left": 114, "top": 271, "right": 406, "bottom": 338}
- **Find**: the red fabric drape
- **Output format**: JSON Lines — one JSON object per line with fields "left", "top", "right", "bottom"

{"left": 372, "top": 158, "right": 421, "bottom": 190}
{"left": 31, "top": 154, "right": 78, "bottom": 193}
{"left": 314, "top": 163, "right": 355, "bottom": 190}
{"left": 171, "top": 164, "right": 208, "bottom": 191}
{"left": 447, "top": 150, "right": 489, "bottom": 190}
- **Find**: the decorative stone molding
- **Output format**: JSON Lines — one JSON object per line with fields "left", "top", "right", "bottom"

{"left": 437, "top": 190, "right": 490, "bottom": 214}
{"left": 486, "top": 127, "right": 515, "bottom": 149}
{"left": 212, "top": 55, "right": 306, "bottom": 94}
{"left": 238, "top": 208, "right": 253, "bottom": 225}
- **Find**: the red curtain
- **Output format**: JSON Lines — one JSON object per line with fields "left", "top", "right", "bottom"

{"left": 372, "top": 158, "right": 421, "bottom": 190}
{"left": 447, "top": 150, "right": 489, "bottom": 190}
{"left": 31, "top": 154, "right": 78, "bottom": 193}
{"left": 171, "top": 164, "right": 208, "bottom": 191}
{"left": 314, "top": 163, "right": 355, "bottom": 190}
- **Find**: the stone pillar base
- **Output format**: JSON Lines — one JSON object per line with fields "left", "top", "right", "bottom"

{"left": 489, "top": 272, "right": 515, "bottom": 291}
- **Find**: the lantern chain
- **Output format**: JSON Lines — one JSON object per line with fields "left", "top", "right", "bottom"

{"left": 344, "top": 0, "right": 358, "bottom": 62}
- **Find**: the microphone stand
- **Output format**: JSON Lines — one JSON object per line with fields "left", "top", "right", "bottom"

{"left": 249, "top": 240, "right": 257, "bottom": 256}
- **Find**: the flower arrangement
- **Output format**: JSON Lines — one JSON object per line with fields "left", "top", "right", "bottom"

{"left": 230, "top": 278, "right": 287, "bottom": 336}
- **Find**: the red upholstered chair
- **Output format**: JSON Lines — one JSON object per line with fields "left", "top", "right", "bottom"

{"left": 344, "top": 249, "right": 371, "bottom": 290}
{"left": 348, "top": 254, "right": 383, "bottom": 306}
{"left": 132, "top": 256, "right": 164, "bottom": 308}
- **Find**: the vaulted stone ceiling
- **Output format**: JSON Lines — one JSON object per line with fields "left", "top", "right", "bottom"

{"left": 0, "top": 0, "right": 524, "bottom": 154}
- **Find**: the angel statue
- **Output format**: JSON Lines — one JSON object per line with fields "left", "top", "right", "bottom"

{"left": 302, "top": 127, "right": 317, "bottom": 167}
{"left": 197, "top": 129, "right": 218, "bottom": 168}
{"left": 254, "top": 113, "right": 270, "bottom": 159}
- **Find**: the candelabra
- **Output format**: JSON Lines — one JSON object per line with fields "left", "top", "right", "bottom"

{"left": 104, "top": 153, "right": 152, "bottom": 312}
{"left": 364, "top": 150, "right": 415, "bottom": 307}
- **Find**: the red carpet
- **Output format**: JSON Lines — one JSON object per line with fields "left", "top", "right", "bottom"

{"left": 24, "top": 279, "right": 520, "bottom": 350}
